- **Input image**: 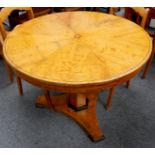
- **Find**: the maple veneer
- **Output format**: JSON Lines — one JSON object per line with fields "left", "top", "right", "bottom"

{"left": 3, "top": 12, "right": 152, "bottom": 141}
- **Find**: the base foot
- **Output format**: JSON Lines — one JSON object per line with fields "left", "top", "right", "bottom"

{"left": 36, "top": 94, "right": 104, "bottom": 141}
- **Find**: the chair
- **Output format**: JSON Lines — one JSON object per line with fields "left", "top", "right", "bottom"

{"left": 0, "top": 31, "right": 3, "bottom": 57}
{"left": 32, "top": 7, "right": 53, "bottom": 17}
{"left": 106, "top": 7, "right": 150, "bottom": 109}
{"left": 53, "top": 7, "right": 85, "bottom": 12}
{"left": 110, "top": 7, "right": 149, "bottom": 28}
{"left": 145, "top": 7, "right": 155, "bottom": 29}
{"left": 8, "top": 7, "right": 53, "bottom": 29}
{"left": 124, "top": 8, "right": 152, "bottom": 79}
{"left": 139, "top": 8, "right": 155, "bottom": 78}
{"left": 109, "top": 7, "right": 121, "bottom": 15}
{"left": 124, "top": 7, "right": 149, "bottom": 29}
{"left": 95, "top": 7, "right": 110, "bottom": 13}
{"left": 141, "top": 32, "right": 155, "bottom": 79}
{"left": 0, "top": 7, "right": 34, "bottom": 95}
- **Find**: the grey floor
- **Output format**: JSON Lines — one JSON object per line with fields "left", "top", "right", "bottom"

{"left": 0, "top": 58, "right": 155, "bottom": 148}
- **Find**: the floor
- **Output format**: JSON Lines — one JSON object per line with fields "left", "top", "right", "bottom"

{"left": 0, "top": 58, "right": 155, "bottom": 148}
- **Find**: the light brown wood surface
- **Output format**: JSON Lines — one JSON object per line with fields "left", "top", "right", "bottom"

{"left": 3, "top": 11, "right": 152, "bottom": 88}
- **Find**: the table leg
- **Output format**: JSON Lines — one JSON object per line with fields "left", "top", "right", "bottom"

{"left": 68, "top": 93, "right": 88, "bottom": 111}
{"left": 106, "top": 87, "right": 115, "bottom": 109}
{"left": 16, "top": 76, "right": 23, "bottom": 95}
{"left": 36, "top": 92, "right": 104, "bottom": 142}
{"left": 4, "top": 61, "right": 14, "bottom": 82}
{"left": 43, "top": 89, "right": 55, "bottom": 110}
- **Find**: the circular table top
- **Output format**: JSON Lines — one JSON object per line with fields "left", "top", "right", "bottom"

{"left": 4, "top": 11, "right": 152, "bottom": 86}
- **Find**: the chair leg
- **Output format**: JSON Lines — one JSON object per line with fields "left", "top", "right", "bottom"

{"left": 4, "top": 61, "right": 14, "bottom": 82}
{"left": 141, "top": 51, "right": 155, "bottom": 79}
{"left": 106, "top": 87, "right": 115, "bottom": 109}
{"left": 44, "top": 89, "right": 55, "bottom": 110}
{"left": 16, "top": 76, "right": 23, "bottom": 95}
{"left": 126, "top": 80, "right": 130, "bottom": 88}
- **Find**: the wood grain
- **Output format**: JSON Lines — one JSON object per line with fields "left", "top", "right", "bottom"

{"left": 3, "top": 12, "right": 152, "bottom": 88}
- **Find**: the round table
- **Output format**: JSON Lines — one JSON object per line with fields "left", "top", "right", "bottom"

{"left": 3, "top": 11, "right": 152, "bottom": 141}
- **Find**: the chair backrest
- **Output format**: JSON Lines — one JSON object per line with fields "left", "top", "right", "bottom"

{"left": 124, "top": 7, "right": 150, "bottom": 28}
{"left": 32, "top": 7, "right": 52, "bottom": 17}
{"left": 110, "top": 7, "right": 149, "bottom": 29}
{"left": 0, "top": 7, "right": 34, "bottom": 40}
{"left": 53, "top": 7, "right": 85, "bottom": 12}
{"left": 109, "top": 7, "right": 122, "bottom": 15}
{"left": 109, "top": 7, "right": 116, "bottom": 15}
